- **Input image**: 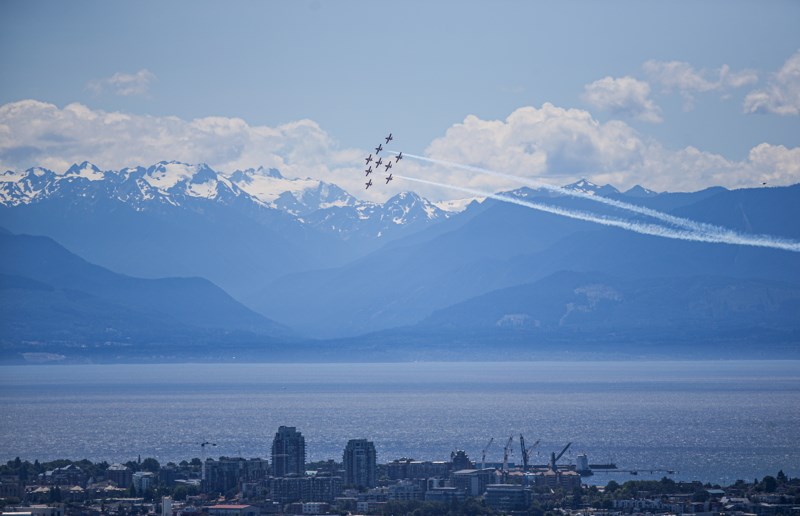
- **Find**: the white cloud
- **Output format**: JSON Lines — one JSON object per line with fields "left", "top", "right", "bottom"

{"left": 643, "top": 60, "right": 758, "bottom": 110}
{"left": 1, "top": 100, "right": 797, "bottom": 202}
{"left": 421, "top": 104, "right": 799, "bottom": 194}
{"left": 744, "top": 50, "right": 800, "bottom": 116}
{"left": 87, "top": 69, "right": 157, "bottom": 97}
{"left": 0, "top": 99, "right": 381, "bottom": 200}
{"left": 582, "top": 76, "right": 662, "bottom": 123}
{"left": 426, "top": 103, "right": 646, "bottom": 184}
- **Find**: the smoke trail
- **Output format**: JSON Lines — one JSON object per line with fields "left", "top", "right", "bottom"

{"left": 394, "top": 173, "right": 800, "bottom": 253}
{"left": 391, "top": 151, "right": 725, "bottom": 234}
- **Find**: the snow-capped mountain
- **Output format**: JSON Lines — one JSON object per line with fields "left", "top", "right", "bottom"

{"left": 562, "top": 178, "right": 621, "bottom": 196}
{"left": 0, "top": 161, "right": 450, "bottom": 232}
{"left": 228, "top": 166, "right": 358, "bottom": 215}
{"left": 0, "top": 161, "right": 250, "bottom": 208}
{"left": 0, "top": 160, "right": 456, "bottom": 296}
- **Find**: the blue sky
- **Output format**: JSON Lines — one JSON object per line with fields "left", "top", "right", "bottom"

{"left": 1, "top": 0, "right": 799, "bottom": 199}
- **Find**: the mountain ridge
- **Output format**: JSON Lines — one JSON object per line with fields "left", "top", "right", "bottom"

{"left": 2, "top": 159, "right": 798, "bottom": 360}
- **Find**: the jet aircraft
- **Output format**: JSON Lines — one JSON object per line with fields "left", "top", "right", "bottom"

{"left": 385, "top": 173, "right": 393, "bottom": 184}
{"left": 385, "top": 133, "right": 393, "bottom": 144}
{"left": 365, "top": 154, "right": 373, "bottom": 165}
{"left": 365, "top": 166, "right": 373, "bottom": 176}
{"left": 395, "top": 152, "right": 403, "bottom": 163}
{"left": 375, "top": 144, "right": 383, "bottom": 154}
{"left": 365, "top": 178, "right": 373, "bottom": 189}
{"left": 384, "top": 161, "right": 392, "bottom": 172}
{"left": 375, "top": 157, "right": 383, "bottom": 168}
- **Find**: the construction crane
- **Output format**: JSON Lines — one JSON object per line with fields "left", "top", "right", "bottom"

{"left": 502, "top": 435, "right": 514, "bottom": 481}
{"left": 178, "top": 440, "right": 218, "bottom": 481}
{"left": 200, "top": 441, "right": 217, "bottom": 481}
{"left": 549, "top": 442, "right": 572, "bottom": 471}
{"left": 480, "top": 437, "right": 494, "bottom": 470}
{"left": 519, "top": 435, "right": 540, "bottom": 472}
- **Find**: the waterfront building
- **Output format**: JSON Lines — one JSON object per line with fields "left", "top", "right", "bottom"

{"left": 268, "top": 475, "right": 343, "bottom": 504}
{"left": 106, "top": 464, "right": 132, "bottom": 489}
{"left": 450, "top": 450, "right": 473, "bottom": 471}
{"left": 132, "top": 471, "right": 154, "bottom": 493}
{"left": 343, "top": 439, "right": 377, "bottom": 488}
{"left": 485, "top": 484, "right": 529, "bottom": 512}
{"left": 538, "top": 468, "right": 581, "bottom": 489}
{"left": 452, "top": 468, "right": 496, "bottom": 497}
{"left": 207, "top": 504, "right": 259, "bottom": 516}
{"left": 271, "top": 426, "right": 305, "bottom": 477}
{"left": 387, "top": 458, "right": 449, "bottom": 480}
{"left": 387, "top": 481, "right": 424, "bottom": 501}
{"left": 39, "top": 465, "right": 87, "bottom": 487}
{"left": 301, "top": 502, "right": 330, "bottom": 514}
{"left": 424, "top": 487, "right": 466, "bottom": 504}
{"left": 0, "top": 475, "right": 24, "bottom": 500}
{"left": 204, "top": 458, "right": 270, "bottom": 494}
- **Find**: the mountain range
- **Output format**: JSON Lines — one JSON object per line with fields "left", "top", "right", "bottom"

{"left": 2, "top": 161, "right": 799, "bottom": 362}
{"left": 0, "top": 161, "right": 449, "bottom": 298}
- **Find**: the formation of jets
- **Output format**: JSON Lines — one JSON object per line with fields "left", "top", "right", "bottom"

{"left": 363, "top": 133, "right": 400, "bottom": 189}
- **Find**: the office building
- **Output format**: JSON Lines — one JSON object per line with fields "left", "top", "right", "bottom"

{"left": 343, "top": 439, "right": 377, "bottom": 488}
{"left": 271, "top": 426, "right": 305, "bottom": 477}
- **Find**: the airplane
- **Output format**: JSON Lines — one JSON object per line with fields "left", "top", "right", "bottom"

{"left": 365, "top": 166, "right": 373, "bottom": 176}
{"left": 385, "top": 133, "right": 393, "bottom": 144}
{"left": 375, "top": 143, "right": 383, "bottom": 154}
{"left": 385, "top": 173, "right": 393, "bottom": 184}
{"left": 395, "top": 152, "right": 403, "bottom": 163}
{"left": 365, "top": 154, "right": 373, "bottom": 165}
{"left": 365, "top": 178, "right": 373, "bottom": 189}
{"left": 375, "top": 157, "right": 383, "bottom": 168}
{"left": 384, "top": 161, "right": 392, "bottom": 171}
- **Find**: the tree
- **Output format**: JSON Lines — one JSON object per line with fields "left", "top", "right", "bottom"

{"left": 141, "top": 458, "right": 160, "bottom": 473}
{"left": 777, "top": 470, "right": 788, "bottom": 484}
{"left": 762, "top": 475, "right": 778, "bottom": 493}
{"left": 606, "top": 480, "right": 620, "bottom": 493}
{"left": 172, "top": 485, "right": 188, "bottom": 501}
{"left": 49, "top": 486, "right": 62, "bottom": 503}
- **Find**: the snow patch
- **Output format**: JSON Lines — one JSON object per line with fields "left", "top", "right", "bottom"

{"left": 187, "top": 179, "right": 218, "bottom": 198}
{"left": 143, "top": 162, "right": 198, "bottom": 190}
{"left": 434, "top": 197, "right": 481, "bottom": 212}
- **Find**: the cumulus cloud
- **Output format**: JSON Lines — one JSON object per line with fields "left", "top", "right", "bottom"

{"left": 87, "top": 69, "right": 157, "bottom": 97}
{"left": 1, "top": 100, "right": 797, "bottom": 202}
{"left": 426, "top": 103, "right": 645, "bottom": 182}
{"left": 0, "top": 99, "right": 383, "bottom": 199}
{"left": 643, "top": 60, "right": 758, "bottom": 110}
{"left": 582, "top": 76, "right": 662, "bottom": 123}
{"left": 744, "top": 50, "right": 800, "bottom": 115}
{"left": 420, "top": 104, "right": 799, "bottom": 194}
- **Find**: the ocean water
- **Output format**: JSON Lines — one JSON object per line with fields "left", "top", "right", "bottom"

{"left": 1, "top": 361, "right": 798, "bottom": 486}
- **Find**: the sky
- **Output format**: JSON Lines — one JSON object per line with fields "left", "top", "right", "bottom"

{"left": 1, "top": 0, "right": 799, "bottom": 201}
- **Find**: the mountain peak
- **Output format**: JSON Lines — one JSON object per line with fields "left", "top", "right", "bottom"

{"left": 624, "top": 185, "right": 659, "bottom": 198}
{"left": 64, "top": 161, "right": 104, "bottom": 181}
{"left": 260, "top": 166, "right": 283, "bottom": 179}
{"left": 563, "top": 178, "right": 620, "bottom": 196}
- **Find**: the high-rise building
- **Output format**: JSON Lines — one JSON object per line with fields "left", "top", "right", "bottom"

{"left": 343, "top": 439, "right": 376, "bottom": 488}
{"left": 272, "top": 426, "right": 306, "bottom": 477}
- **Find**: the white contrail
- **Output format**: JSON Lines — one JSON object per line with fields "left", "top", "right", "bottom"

{"left": 391, "top": 151, "right": 727, "bottom": 234}
{"left": 394, "top": 173, "right": 800, "bottom": 253}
